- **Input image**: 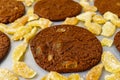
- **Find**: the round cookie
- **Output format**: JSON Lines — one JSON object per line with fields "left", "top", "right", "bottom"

{"left": 94, "top": 0, "right": 120, "bottom": 17}
{"left": 0, "top": 0, "right": 25, "bottom": 24}
{"left": 0, "top": 31, "right": 10, "bottom": 61}
{"left": 30, "top": 25, "right": 103, "bottom": 72}
{"left": 114, "top": 31, "right": 120, "bottom": 52}
{"left": 34, "top": 0, "right": 82, "bottom": 21}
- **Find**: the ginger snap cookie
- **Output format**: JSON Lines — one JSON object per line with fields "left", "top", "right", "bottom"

{"left": 114, "top": 31, "right": 120, "bottom": 52}
{"left": 30, "top": 25, "right": 103, "bottom": 72}
{"left": 94, "top": 0, "right": 120, "bottom": 17}
{"left": 0, "top": 31, "right": 10, "bottom": 62}
{"left": 34, "top": 0, "right": 82, "bottom": 21}
{"left": 0, "top": 0, "right": 25, "bottom": 24}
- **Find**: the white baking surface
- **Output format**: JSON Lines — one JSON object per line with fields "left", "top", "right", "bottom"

{"left": 1, "top": 0, "right": 120, "bottom": 80}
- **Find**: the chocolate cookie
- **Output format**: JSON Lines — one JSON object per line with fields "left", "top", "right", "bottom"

{"left": 0, "top": 31, "right": 10, "bottom": 61}
{"left": 30, "top": 25, "right": 102, "bottom": 72}
{"left": 94, "top": 0, "right": 120, "bottom": 17}
{"left": 114, "top": 31, "right": 120, "bottom": 52}
{"left": 0, "top": 0, "right": 25, "bottom": 24}
{"left": 34, "top": 0, "right": 82, "bottom": 21}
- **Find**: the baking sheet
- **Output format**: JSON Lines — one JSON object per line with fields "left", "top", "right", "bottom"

{"left": 1, "top": 0, "right": 120, "bottom": 80}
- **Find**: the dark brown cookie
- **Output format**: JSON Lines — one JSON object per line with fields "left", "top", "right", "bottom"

{"left": 0, "top": 31, "right": 10, "bottom": 62}
{"left": 114, "top": 31, "right": 120, "bottom": 52}
{"left": 94, "top": 0, "right": 120, "bottom": 17}
{"left": 34, "top": 0, "right": 82, "bottom": 21}
{"left": 0, "top": 0, "right": 25, "bottom": 24}
{"left": 30, "top": 25, "right": 102, "bottom": 73}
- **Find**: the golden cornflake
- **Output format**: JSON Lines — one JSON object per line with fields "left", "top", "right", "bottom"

{"left": 26, "top": 20, "right": 40, "bottom": 27}
{"left": 101, "top": 38, "right": 113, "bottom": 47}
{"left": 105, "top": 73, "right": 120, "bottom": 80}
{"left": 0, "top": 68, "right": 18, "bottom": 80}
{"left": 101, "top": 22, "right": 116, "bottom": 37}
{"left": 68, "top": 74, "right": 83, "bottom": 80}
{"left": 25, "top": 0, "right": 34, "bottom": 7}
{"left": 103, "top": 11, "right": 120, "bottom": 27}
{"left": 102, "top": 51, "right": 120, "bottom": 73}
{"left": 111, "top": 19, "right": 120, "bottom": 27}
{"left": 39, "top": 18, "right": 52, "bottom": 29}
{"left": 24, "top": 27, "right": 38, "bottom": 43}
{"left": 12, "top": 42, "right": 28, "bottom": 62}
{"left": 76, "top": 12, "right": 96, "bottom": 23}
{"left": 80, "top": 1, "right": 97, "bottom": 12}
{"left": 80, "top": 0, "right": 88, "bottom": 2}
{"left": 0, "top": 23, "right": 8, "bottom": 32}
{"left": 103, "top": 11, "right": 118, "bottom": 21}
{"left": 41, "top": 71, "right": 67, "bottom": 80}
{"left": 85, "top": 22, "right": 102, "bottom": 35}
{"left": 12, "top": 26, "right": 33, "bottom": 41}
{"left": 86, "top": 63, "right": 103, "bottom": 80}
{"left": 92, "top": 14, "right": 106, "bottom": 24}
{"left": 27, "top": 8, "right": 39, "bottom": 21}
{"left": 13, "top": 62, "right": 36, "bottom": 78}
{"left": 63, "top": 17, "right": 79, "bottom": 25}
{"left": 10, "top": 16, "right": 28, "bottom": 28}
{"left": 6, "top": 28, "right": 17, "bottom": 35}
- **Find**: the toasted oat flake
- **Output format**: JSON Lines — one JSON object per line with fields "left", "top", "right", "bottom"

{"left": 36, "top": 46, "right": 42, "bottom": 55}
{"left": 56, "top": 28, "right": 66, "bottom": 32}
{"left": 63, "top": 61, "right": 78, "bottom": 69}
{"left": 48, "top": 54, "right": 53, "bottom": 61}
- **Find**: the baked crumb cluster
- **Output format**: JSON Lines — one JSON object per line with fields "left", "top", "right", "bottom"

{"left": 0, "top": 0, "right": 120, "bottom": 80}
